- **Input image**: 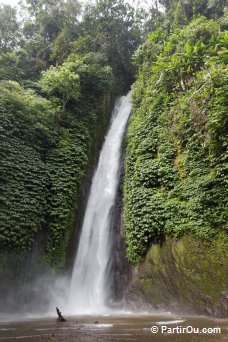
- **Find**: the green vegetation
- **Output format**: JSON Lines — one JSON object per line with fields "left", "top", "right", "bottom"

{"left": 124, "top": 11, "right": 228, "bottom": 264}
{"left": 0, "top": 82, "right": 49, "bottom": 250}
{"left": 0, "top": 65, "right": 112, "bottom": 270}
{"left": 0, "top": 0, "right": 140, "bottom": 271}
{"left": 0, "top": 0, "right": 227, "bottom": 305}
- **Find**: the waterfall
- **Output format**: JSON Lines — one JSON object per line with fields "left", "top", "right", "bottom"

{"left": 67, "top": 93, "right": 132, "bottom": 315}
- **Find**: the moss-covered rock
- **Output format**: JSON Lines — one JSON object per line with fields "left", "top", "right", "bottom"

{"left": 131, "top": 233, "right": 228, "bottom": 317}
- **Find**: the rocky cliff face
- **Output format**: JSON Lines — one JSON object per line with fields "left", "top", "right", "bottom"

{"left": 107, "top": 148, "right": 132, "bottom": 308}
{"left": 127, "top": 233, "right": 228, "bottom": 318}
{"left": 105, "top": 196, "right": 132, "bottom": 308}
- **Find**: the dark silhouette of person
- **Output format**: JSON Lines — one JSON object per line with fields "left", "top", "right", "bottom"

{"left": 56, "top": 307, "right": 66, "bottom": 322}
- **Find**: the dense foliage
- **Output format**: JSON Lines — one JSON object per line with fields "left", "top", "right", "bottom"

{"left": 124, "top": 14, "right": 228, "bottom": 264}
{"left": 0, "top": 0, "right": 140, "bottom": 271}
{"left": 0, "top": 82, "right": 51, "bottom": 250}
{"left": 0, "top": 55, "right": 112, "bottom": 270}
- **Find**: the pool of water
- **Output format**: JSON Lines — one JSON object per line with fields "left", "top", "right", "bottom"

{"left": 0, "top": 313, "right": 227, "bottom": 341}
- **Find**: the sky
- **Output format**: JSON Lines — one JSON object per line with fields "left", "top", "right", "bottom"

{"left": 0, "top": 0, "right": 19, "bottom": 5}
{"left": 0, "top": 0, "right": 150, "bottom": 8}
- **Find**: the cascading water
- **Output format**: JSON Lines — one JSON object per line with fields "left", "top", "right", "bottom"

{"left": 67, "top": 93, "right": 132, "bottom": 315}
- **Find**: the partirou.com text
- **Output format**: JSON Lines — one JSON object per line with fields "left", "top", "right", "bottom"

{"left": 150, "top": 325, "right": 221, "bottom": 334}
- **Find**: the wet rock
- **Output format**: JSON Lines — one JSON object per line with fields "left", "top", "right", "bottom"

{"left": 106, "top": 142, "right": 132, "bottom": 307}
{"left": 213, "top": 291, "right": 228, "bottom": 318}
{"left": 128, "top": 234, "right": 228, "bottom": 318}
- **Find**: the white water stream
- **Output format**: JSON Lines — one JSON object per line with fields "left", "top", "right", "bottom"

{"left": 67, "top": 93, "right": 132, "bottom": 314}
